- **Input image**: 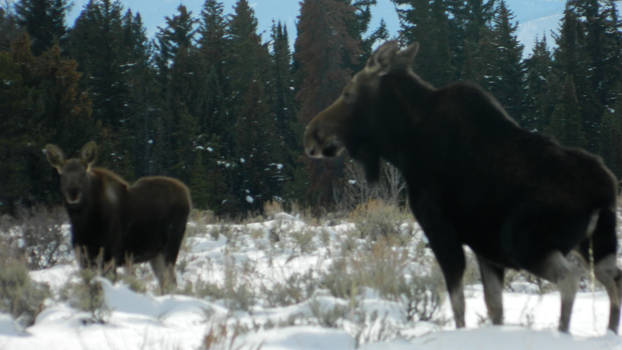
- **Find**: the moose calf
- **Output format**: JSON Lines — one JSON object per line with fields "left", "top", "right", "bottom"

{"left": 46, "top": 141, "right": 191, "bottom": 293}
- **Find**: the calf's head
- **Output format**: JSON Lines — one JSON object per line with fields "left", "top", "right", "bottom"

{"left": 303, "top": 41, "right": 419, "bottom": 181}
{"left": 45, "top": 141, "right": 97, "bottom": 207}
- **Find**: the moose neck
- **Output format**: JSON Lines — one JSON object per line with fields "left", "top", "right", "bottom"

{"left": 374, "top": 71, "right": 435, "bottom": 169}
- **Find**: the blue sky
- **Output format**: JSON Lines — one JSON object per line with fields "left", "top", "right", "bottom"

{"left": 62, "top": 0, "right": 571, "bottom": 53}
{"left": 66, "top": 0, "right": 401, "bottom": 41}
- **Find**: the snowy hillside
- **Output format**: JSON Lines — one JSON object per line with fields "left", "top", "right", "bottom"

{"left": 1, "top": 207, "right": 622, "bottom": 349}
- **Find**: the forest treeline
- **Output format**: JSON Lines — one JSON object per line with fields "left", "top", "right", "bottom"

{"left": 1, "top": 0, "right": 621, "bottom": 216}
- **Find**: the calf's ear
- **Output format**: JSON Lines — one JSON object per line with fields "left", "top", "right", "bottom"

{"left": 44, "top": 144, "right": 65, "bottom": 174}
{"left": 80, "top": 141, "right": 98, "bottom": 170}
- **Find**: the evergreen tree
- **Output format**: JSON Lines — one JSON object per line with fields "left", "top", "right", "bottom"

{"left": 599, "top": 100, "right": 622, "bottom": 176}
{"left": 189, "top": 151, "right": 210, "bottom": 208}
{"left": 0, "top": 34, "right": 92, "bottom": 213}
{"left": 446, "top": 0, "right": 496, "bottom": 81}
{"left": 153, "top": 4, "right": 199, "bottom": 181}
{"left": 295, "top": 0, "right": 362, "bottom": 208}
{"left": 66, "top": 0, "right": 137, "bottom": 177}
{"left": 269, "top": 21, "right": 306, "bottom": 203}
{"left": 393, "top": 0, "right": 454, "bottom": 86}
{"left": 0, "top": 3, "right": 20, "bottom": 51}
{"left": 226, "top": 0, "right": 279, "bottom": 212}
{"left": 342, "top": 0, "right": 377, "bottom": 70}
{"left": 14, "top": 0, "right": 69, "bottom": 55}
{"left": 547, "top": 76, "right": 586, "bottom": 148}
{"left": 193, "top": 0, "right": 230, "bottom": 211}
{"left": 600, "top": 0, "right": 622, "bottom": 110}
{"left": 574, "top": 0, "right": 621, "bottom": 109}
{"left": 524, "top": 36, "right": 554, "bottom": 132}
{"left": 197, "top": 0, "right": 228, "bottom": 135}
{"left": 361, "top": 18, "right": 389, "bottom": 58}
{"left": 550, "top": 3, "right": 600, "bottom": 153}
{"left": 119, "top": 11, "right": 158, "bottom": 177}
{"left": 484, "top": 0, "right": 525, "bottom": 121}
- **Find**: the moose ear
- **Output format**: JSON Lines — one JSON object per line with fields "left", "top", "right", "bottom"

{"left": 396, "top": 42, "right": 419, "bottom": 66}
{"left": 44, "top": 144, "right": 65, "bottom": 174}
{"left": 367, "top": 41, "right": 419, "bottom": 74}
{"left": 80, "top": 141, "right": 98, "bottom": 170}
{"left": 366, "top": 41, "right": 399, "bottom": 74}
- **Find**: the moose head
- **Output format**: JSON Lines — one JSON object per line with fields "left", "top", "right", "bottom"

{"left": 45, "top": 141, "right": 97, "bottom": 207}
{"left": 303, "top": 41, "right": 421, "bottom": 181}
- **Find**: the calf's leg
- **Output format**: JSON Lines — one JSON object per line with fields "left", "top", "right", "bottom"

{"left": 150, "top": 253, "right": 175, "bottom": 294}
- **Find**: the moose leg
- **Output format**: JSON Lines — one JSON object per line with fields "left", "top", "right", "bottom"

{"left": 150, "top": 254, "right": 172, "bottom": 294}
{"left": 411, "top": 192, "right": 466, "bottom": 328}
{"left": 531, "top": 250, "right": 579, "bottom": 332}
{"left": 579, "top": 208, "right": 622, "bottom": 333}
{"left": 427, "top": 236, "right": 466, "bottom": 328}
{"left": 476, "top": 254, "right": 504, "bottom": 325}
{"left": 593, "top": 255, "right": 622, "bottom": 333}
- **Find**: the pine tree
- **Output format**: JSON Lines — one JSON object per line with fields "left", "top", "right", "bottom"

{"left": 192, "top": 0, "right": 230, "bottom": 211}
{"left": 600, "top": 0, "right": 622, "bottom": 110}
{"left": 524, "top": 36, "right": 554, "bottom": 132}
{"left": 393, "top": 0, "right": 454, "bottom": 86}
{"left": 189, "top": 151, "right": 210, "bottom": 208}
{"left": 14, "top": 0, "right": 69, "bottom": 55}
{"left": 119, "top": 11, "right": 158, "bottom": 177}
{"left": 0, "top": 34, "right": 92, "bottom": 213}
{"left": 446, "top": 0, "right": 496, "bottom": 82}
{"left": 153, "top": 4, "right": 199, "bottom": 181}
{"left": 361, "top": 18, "right": 389, "bottom": 58}
{"left": 484, "top": 0, "right": 525, "bottom": 122}
{"left": 226, "top": 0, "right": 278, "bottom": 212}
{"left": 269, "top": 22, "right": 305, "bottom": 203}
{"left": 547, "top": 76, "right": 586, "bottom": 148}
{"left": 600, "top": 106, "right": 622, "bottom": 177}
{"left": 66, "top": 0, "right": 137, "bottom": 177}
{"left": 550, "top": 3, "right": 600, "bottom": 153}
{"left": 342, "top": 0, "right": 376, "bottom": 70}
{"left": 197, "top": 0, "right": 228, "bottom": 135}
{"left": 0, "top": 4, "right": 20, "bottom": 51}
{"left": 295, "top": 0, "right": 362, "bottom": 208}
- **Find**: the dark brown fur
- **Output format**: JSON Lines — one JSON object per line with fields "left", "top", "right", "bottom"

{"left": 304, "top": 41, "right": 622, "bottom": 333}
{"left": 45, "top": 142, "right": 191, "bottom": 292}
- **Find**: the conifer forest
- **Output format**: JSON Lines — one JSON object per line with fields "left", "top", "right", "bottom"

{"left": 1, "top": 0, "right": 622, "bottom": 216}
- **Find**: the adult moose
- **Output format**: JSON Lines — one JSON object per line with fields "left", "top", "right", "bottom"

{"left": 45, "top": 141, "right": 191, "bottom": 293}
{"left": 304, "top": 41, "right": 622, "bottom": 333}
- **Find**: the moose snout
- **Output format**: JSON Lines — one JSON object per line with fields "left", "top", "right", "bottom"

{"left": 303, "top": 125, "right": 334, "bottom": 159}
{"left": 304, "top": 100, "right": 347, "bottom": 159}
{"left": 304, "top": 129, "right": 343, "bottom": 159}
{"left": 303, "top": 124, "right": 322, "bottom": 158}
{"left": 65, "top": 188, "right": 82, "bottom": 204}
{"left": 305, "top": 144, "right": 319, "bottom": 158}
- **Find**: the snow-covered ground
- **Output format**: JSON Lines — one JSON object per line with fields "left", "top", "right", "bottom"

{"left": 1, "top": 211, "right": 622, "bottom": 349}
